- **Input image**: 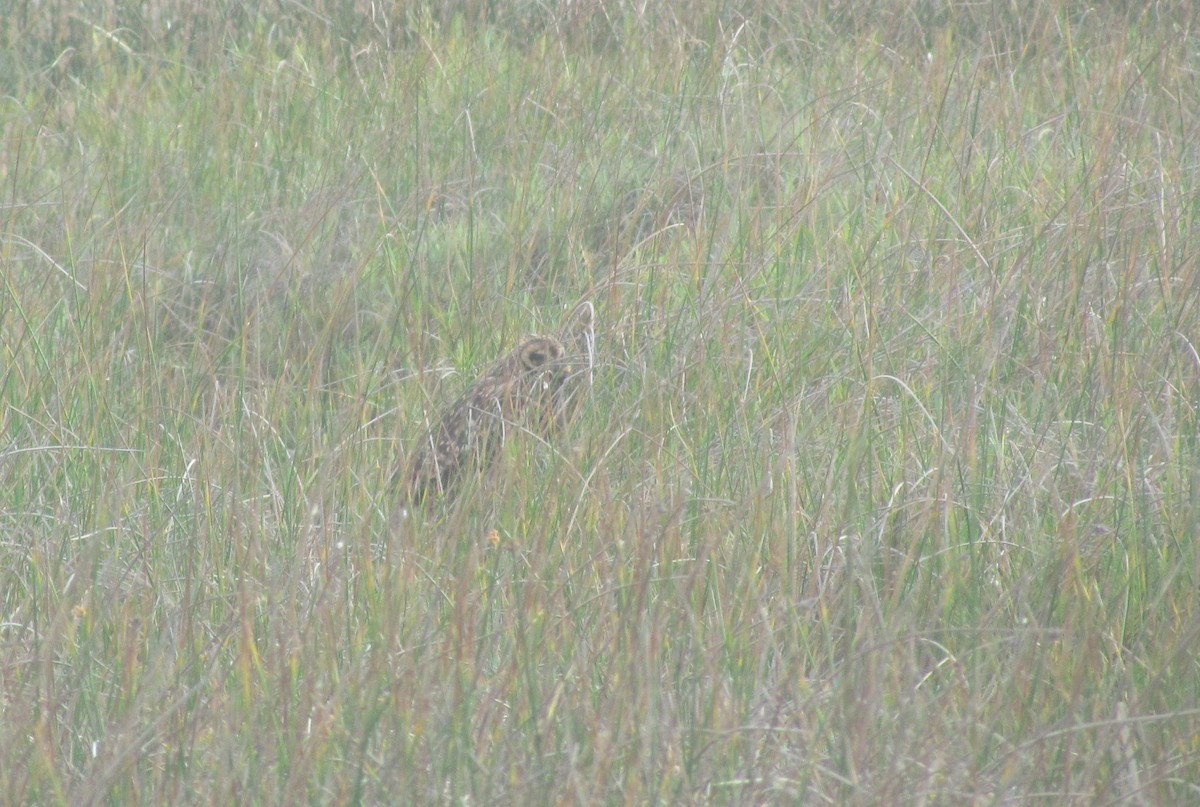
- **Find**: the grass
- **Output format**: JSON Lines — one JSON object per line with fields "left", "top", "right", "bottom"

{"left": 2, "top": 1, "right": 1199, "bottom": 804}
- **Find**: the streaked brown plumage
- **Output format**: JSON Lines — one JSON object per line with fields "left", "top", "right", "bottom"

{"left": 401, "top": 303, "right": 594, "bottom": 507}
{"left": 403, "top": 336, "right": 565, "bottom": 505}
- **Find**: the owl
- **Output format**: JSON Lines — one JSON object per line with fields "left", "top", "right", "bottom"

{"left": 400, "top": 303, "right": 595, "bottom": 508}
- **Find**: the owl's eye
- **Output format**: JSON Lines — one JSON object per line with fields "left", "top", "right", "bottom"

{"left": 528, "top": 351, "right": 545, "bottom": 364}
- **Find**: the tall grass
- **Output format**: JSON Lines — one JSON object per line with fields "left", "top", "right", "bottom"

{"left": 3, "top": 1, "right": 1198, "bottom": 804}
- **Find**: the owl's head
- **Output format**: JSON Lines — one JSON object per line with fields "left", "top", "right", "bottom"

{"left": 516, "top": 336, "right": 565, "bottom": 371}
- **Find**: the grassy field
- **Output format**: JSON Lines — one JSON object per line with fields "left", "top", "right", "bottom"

{"left": 3, "top": 1, "right": 1199, "bottom": 804}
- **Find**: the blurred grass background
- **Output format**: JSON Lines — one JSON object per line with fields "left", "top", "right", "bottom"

{"left": 2, "top": 1, "right": 1198, "bottom": 804}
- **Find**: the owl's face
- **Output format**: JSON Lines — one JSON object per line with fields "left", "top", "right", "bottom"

{"left": 517, "top": 337, "right": 564, "bottom": 371}
{"left": 513, "top": 336, "right": 568, "bottom": 414}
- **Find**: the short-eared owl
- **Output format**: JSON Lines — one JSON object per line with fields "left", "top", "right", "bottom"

{"left": 403, "top": 336, "right": 566, "bottom": 505}
{"left": 401, "top": 303, "right": 594, "bottom": 507}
